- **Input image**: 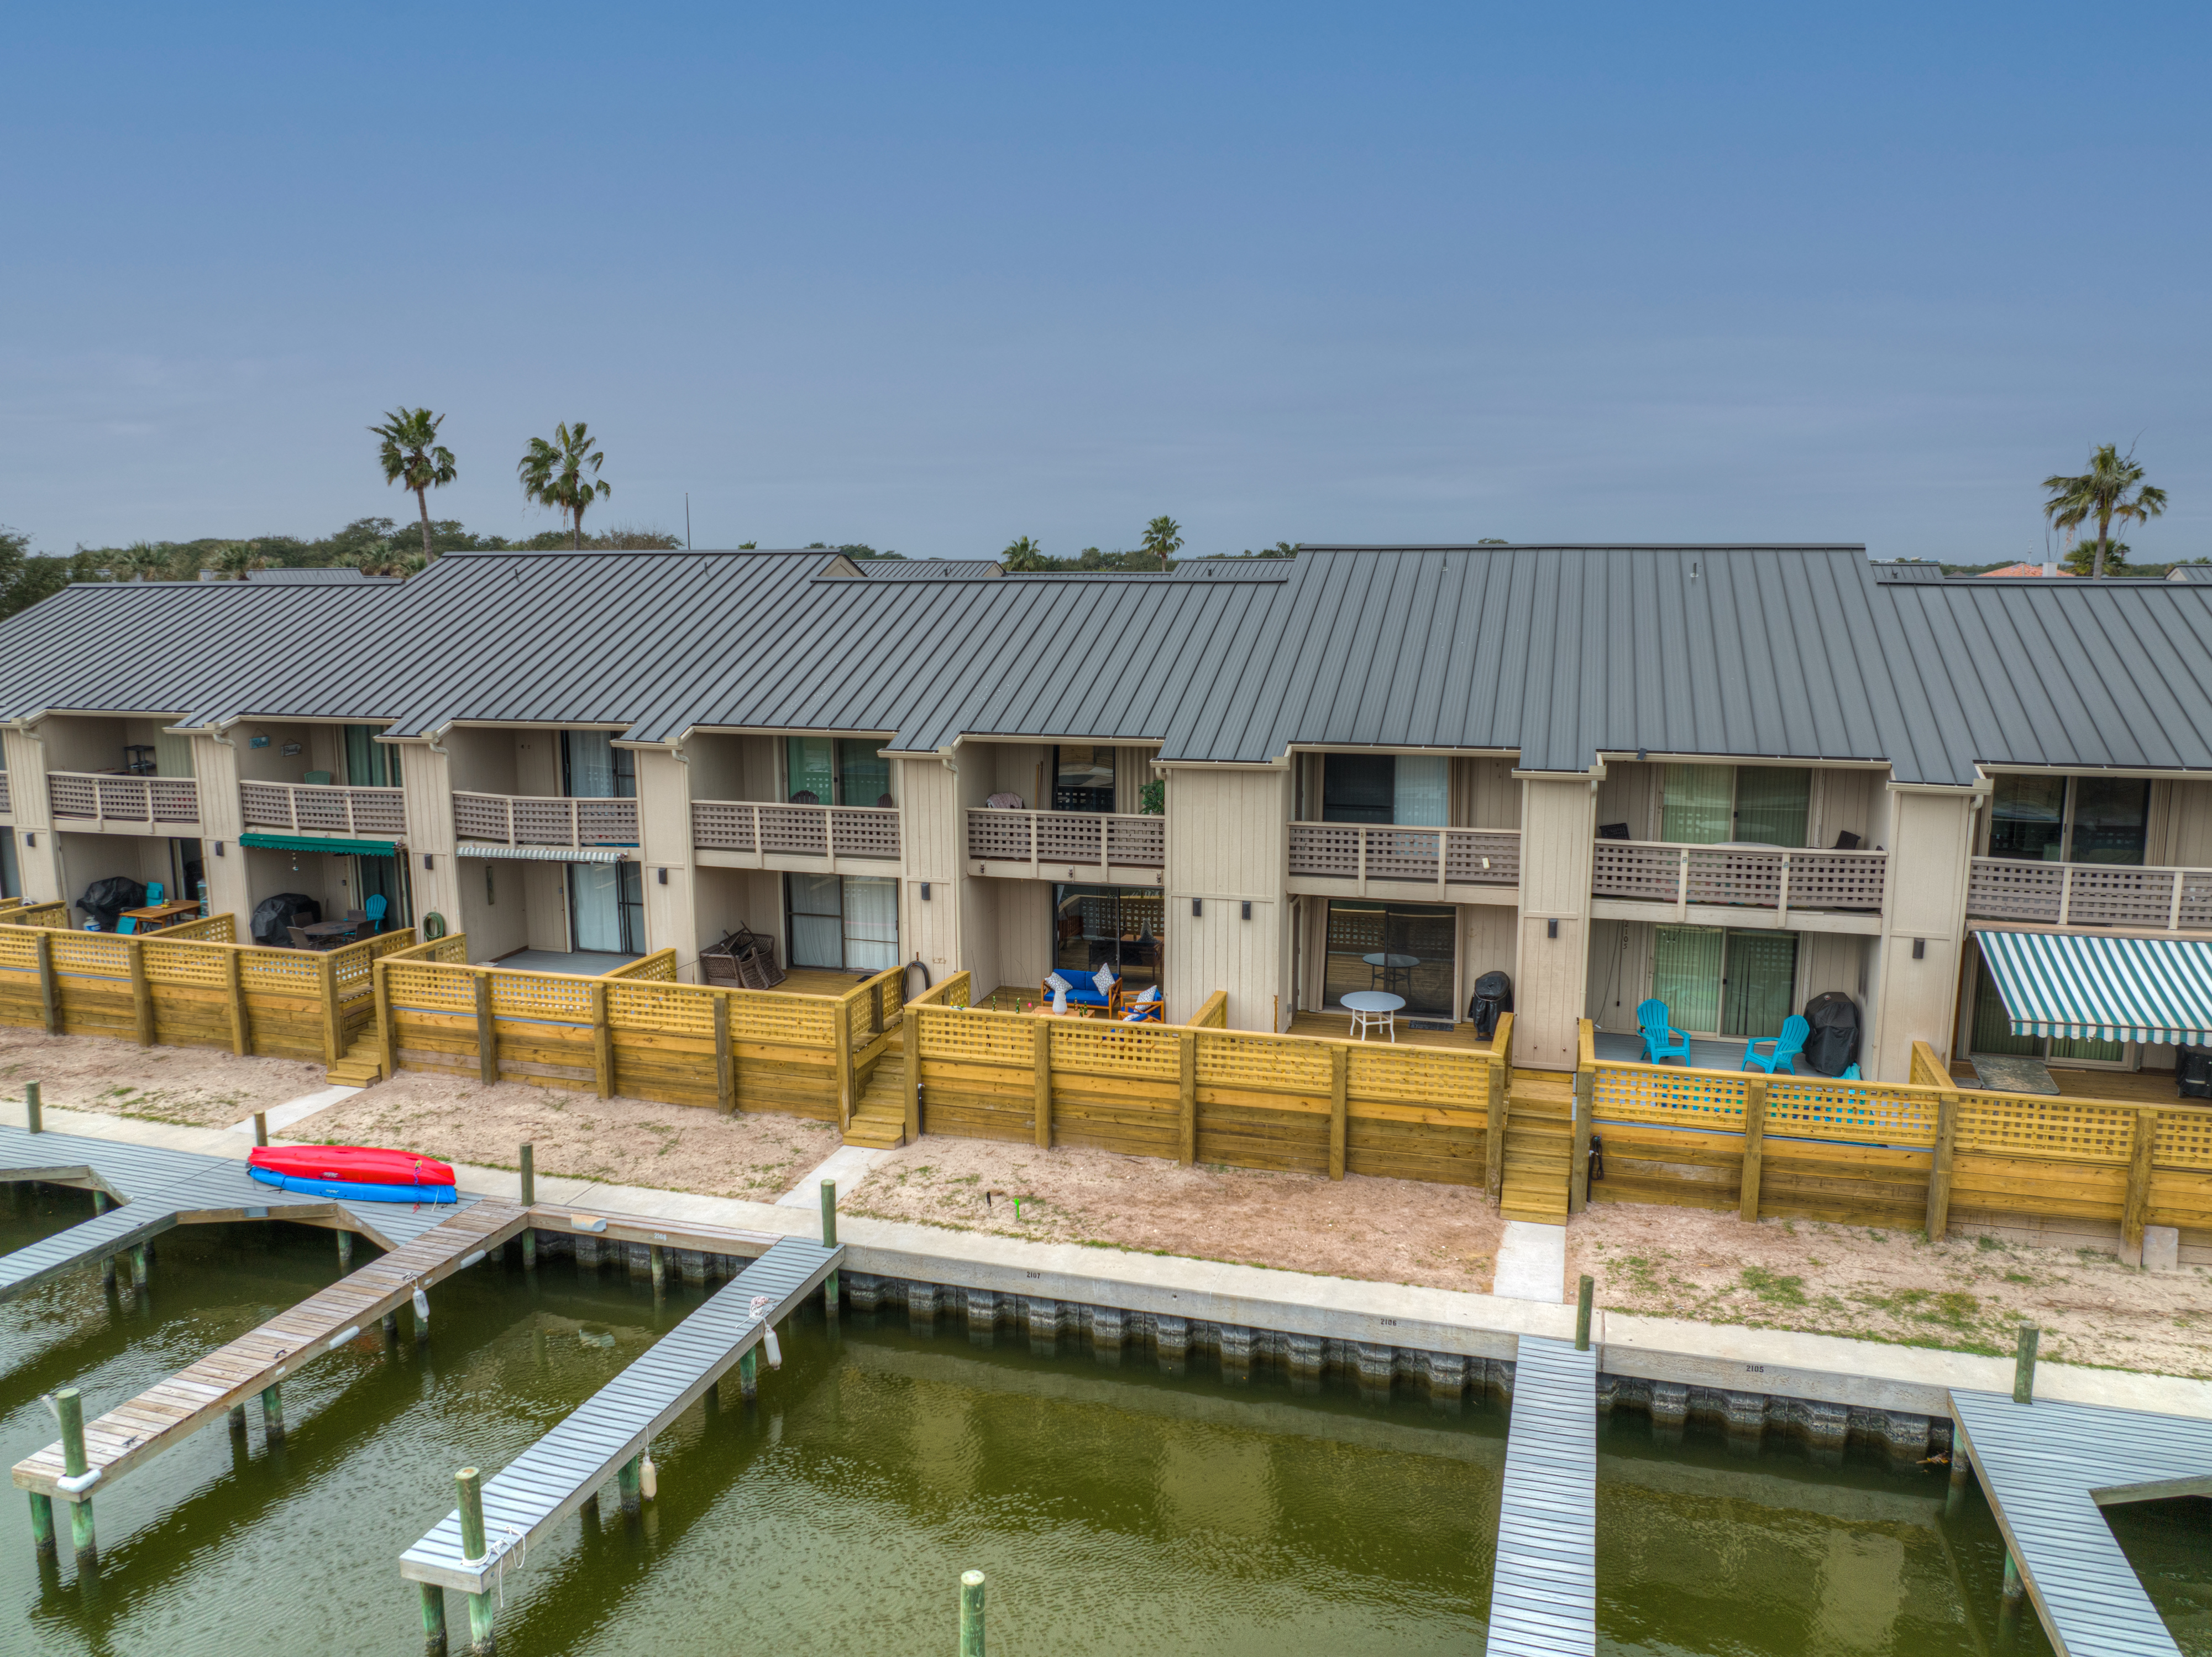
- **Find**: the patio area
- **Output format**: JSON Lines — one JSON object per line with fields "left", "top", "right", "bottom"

{"left": 1592, "top": 1029, "right": 1769, "bottom": 1070}
{"left": 490, "top": 948, "right": 640, "bottom": 975}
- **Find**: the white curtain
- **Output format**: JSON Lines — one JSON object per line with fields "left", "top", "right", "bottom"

{"left": 842, "top": 876, "right": 899, "bottom": 972}
{"left": 1393, "top": 755, "right": 1448, "bottom": 827}
{"left": 565, "top": 730, "right": 616, "bottom": 797}
{"left": 570, "top": 863, "right": 623, "bottom": 952}
{"left": 789, "top": 873, "right": 843, "bottom": 968}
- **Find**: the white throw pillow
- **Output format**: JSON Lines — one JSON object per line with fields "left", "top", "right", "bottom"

{"left": 1093, "top": 965, "right": 1117, "bottom": 996}
{"left": 1045, "top": 973, "right": 1071, "bottom": 993}
{"left": 1139, "top": 984, "right": 1162, "bottom": 1002}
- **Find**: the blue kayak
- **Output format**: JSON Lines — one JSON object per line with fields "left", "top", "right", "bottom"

{"left": 248, "top": 1166, "right": 457, "bottom": 1204}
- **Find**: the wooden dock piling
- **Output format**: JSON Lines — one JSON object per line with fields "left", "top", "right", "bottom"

{"left": 129, "top": 1242, "right": 148, "bottom": 1290}
{"left": 961, "top": 1569, "right": 986, "bottom": 1656}
{"left": 617, "top": 1455, "right": 641, "bottom": 1517}
{"left": 456, "top": 1467, "right": 495, "bottom": 1653}
{"left": 738, "top": 1347, "right": 758, "bottom": 1400}
{"left": 261, "top": 1381, "right": 285, "bottom": 1444}
{"left": 518, "top": 1144, "right": 536, "bottom": 1271}
{"left": 337, "top": 1229, "right": 354, "bottom": 1271}
{"left": 1575, "top": 1275, "right": 1594, "bottom": 1351}
{"left": 253, "top": 1111, "right": 268, "bottom": 1148}
{"left": 649, "top": 1245, "right": 666, "bottom": 1296}
{"left": 56, "top": 1388, "right": 93, "bottom": 1564}
{"left": 2013, "top": 1326, "right": 2039, "bottom": 1404}
{"left": 419, "top": 1582, "right": 448, "bottom": 1655}
{"left": 24, "top": 1081, "right": 40, "bottom": 1135}
{"left": 27, "top": 1491, "right": 54, "bottom": 1557}
{"left": 820, "top": 1179, "right": 838, "bottom": 1311}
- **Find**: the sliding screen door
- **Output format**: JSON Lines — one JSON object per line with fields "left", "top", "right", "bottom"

{"left": 1660, "top": 765, "right": 1732, "bottom": 844}
{"left": 570, "top": 863, "right": 625, "bottom": 953}
{"left": 786, "top": 738, "right": 836, "bottom": 804}
{"left": 1652, "top": 926, "right": 1724, "bottom": 1033}
{"left": 842, "top": 876, "right": 899, "bottom": 973}
{"left": 1733, "top": 768, "right": 1810, "bottom": 848}
{"left": 1720, "top": 929, "right": 1798, "bottom": 1039}
{"left": 788, "top": 874, "right": 843, "bottom": 968}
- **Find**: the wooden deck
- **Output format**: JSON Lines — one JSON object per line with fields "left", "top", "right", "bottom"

{"left": 778, "top": 965, "right": 887, "bottom": 997}
{"left": 399, "top": 1233, "right": 842, "bottom": 1595}
{"left": 12, "top": 1196, "right": 528, "bottom": 1502}
{"left": 1288, "top": 1009, "right": 1492, "bottom": 1050}
{"left": 1951, "top": 1388, "right": 2212, "bottom": 1656}
{"left": 1487, "top": 1335, "right": 1596, "bottom": 1656}
{"left": 1950, "top": 1062, "right": 2182, "bottom": 1106}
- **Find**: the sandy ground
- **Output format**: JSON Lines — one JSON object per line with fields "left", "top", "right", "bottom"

{"left": 840, "top": 1137, "right": 1503, "bottom": 1292}
{"left": 0, "top": 1029, "right": 328, "bottom": 1127}
{"left": 1570, "top": 1204, "right": 2212, "bottom": 1379}
{"left": 306, "top": 1073, "right": 841, "bottom": 1199}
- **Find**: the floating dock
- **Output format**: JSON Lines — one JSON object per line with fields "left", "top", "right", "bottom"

{"left": 399, "top": 1233, "right": 842, "bottom": 1597}
{"left": 1951, "top": 1388, "right": 2212, "bottom": 1657}
{"left": 1486, "top": 1334, "right": 1596, "bottom": 1657}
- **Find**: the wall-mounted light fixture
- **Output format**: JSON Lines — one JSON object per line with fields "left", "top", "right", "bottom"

{"left": 422, "top": 854, "right": 435, "bottom": 871}
{"left": 1548, "top": 918, "right": 1559, "bottom": 939}
{"left": 213, "top": 840, "right": 224, "bottom": 857}
{"left": 1241, "top": 900, "right": 1251, "bottom": 921}
{"left": 920, "top": 881, "right": 931, "bottom": 901}
{"left": 1191, "top": 898, "right": 1203, "bottom": 918}
{"left": 1912, "top": 938, "right": 1925, "bottom": 960}
{"left": 656, "top": 867, "right": 667, "bottom": 885}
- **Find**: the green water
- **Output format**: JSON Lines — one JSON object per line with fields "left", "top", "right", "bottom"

{"left": 1, "top": 1183, "right": 2204, "bottom": 1655}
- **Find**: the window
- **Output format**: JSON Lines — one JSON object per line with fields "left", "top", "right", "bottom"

{"left": 570, "top": 861, "right": 644, "bottom": 953}
{"left": 1319, "top": 754, "right": 1449, "bottom": 826}
{"left": 786, "top": 737, "right": 892, "bottom": 807}
{"left": 1661, "top": 765, "right": 1810, "bottom": 846}
{"left": 1052, "top": 746, "right": 1116, "bottom": 813}
{"left": 0, "top": 830, "right": 17, "bottom": 901}
{"left": 562, "top": 731, "right": 635, "bottom": 798}
{"left": 1651, "top": 925, "right": 1799, "bottom": 1039}
{"left": 1322, "top": 899, "right": 1455, "bottom": 1018}
{"left": 1051, "top": 884, "right": 1164, "bottom": 994}
{"left": 344, "top": 725, "right": 391, "bottom": 788}
{"left": 1988, "top": 775, "right": 2147, "bottom": 865}
{"left": 785, "top": 873, "right": 900, "bottom": 970}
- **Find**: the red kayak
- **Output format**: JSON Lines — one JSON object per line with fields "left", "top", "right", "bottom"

{"left": 249, "top": 1145, "right": 455, "bottom": 1188}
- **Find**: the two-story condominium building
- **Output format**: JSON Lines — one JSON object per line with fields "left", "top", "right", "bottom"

{"left": 3, "top": 543, "right": 2209, "bottom": 1091}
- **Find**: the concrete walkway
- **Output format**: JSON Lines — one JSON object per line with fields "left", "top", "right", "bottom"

{"left": 1492, "top": 1221, "right": 1568, "bottom": 1303}
{"left": 7, "top": 1093, "right": 2210, "bottom": 1423}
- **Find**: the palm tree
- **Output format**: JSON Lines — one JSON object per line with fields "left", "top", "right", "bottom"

{"left": 371, "top": 408, "right": 459, "bottom": 562}
{"left": 2042, "top": 444, "right": 2168, "bottom": 580}
{"left": 517, "top": 422, "right": 612, "bottom": 549}
{"left": 1002, "top": 535, "right": 1047, "bottom": 572}
{"left": 1140, "top": 515, "right": 1184, "bottom": 571}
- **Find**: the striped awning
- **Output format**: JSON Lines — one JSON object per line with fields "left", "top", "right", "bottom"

{"left": 240, "top": 832, "right": 400, "bottom": 858}
{"left": 454, "top": 843, "right": 627, "bottom": 865}
{"left": 1976, "top": 929, "right": 2212, "bottom": 1047}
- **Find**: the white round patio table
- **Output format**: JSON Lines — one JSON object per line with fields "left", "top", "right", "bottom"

{"left": 1341, "top": 990, "right": 1405, "bottom": 1043}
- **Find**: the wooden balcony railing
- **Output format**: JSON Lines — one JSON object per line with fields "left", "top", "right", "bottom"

{"left": 46, "top": 771, "right": 201, "bottom": 826}
{"left": 1967, "top": 856, "right": 2212, "bottom": 932}
{"left": 1590, "top": 838, "right": 1886, "bottom": 915}
{"left": 966, "top": 809, "right": 1166, "bottom": 869}
{"left": 453, "top": 791, "right": 639, "bottom": 849}
{"left": 240, "top": 780, "right": 407, "bottom": 838}
{"left": 690, "top": 799, "right": 901, "bottom": 860}
{"left": 1286, "top": 822, "right": 1519, "bottom": 889}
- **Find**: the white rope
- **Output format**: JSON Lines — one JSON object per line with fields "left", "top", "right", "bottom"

{"left": 464, "top": 1522, "right": 529, "bottom": 1609}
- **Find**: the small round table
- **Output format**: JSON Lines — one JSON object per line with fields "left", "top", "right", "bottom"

{"left": 1342, "top": 990, "right": 1406, "bottom": 1042}
{"left": 1362, "top": 952, "right": 1420, "bottom": 997}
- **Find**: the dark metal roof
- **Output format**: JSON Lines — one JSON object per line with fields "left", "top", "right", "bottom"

{"left": 6, "top": 545, "right": 2212, "bottom": 785}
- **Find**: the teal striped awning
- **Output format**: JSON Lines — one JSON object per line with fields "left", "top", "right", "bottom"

{"left": 239, "top": 832, "right": 400, "bottom": 858}
{"left": 1977, "top": 929, "right": 2212, "bottom": 1047}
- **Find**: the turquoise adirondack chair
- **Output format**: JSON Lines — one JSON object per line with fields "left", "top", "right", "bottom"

{"left": 1637, "top": 999, "right": 1690, "bottom": 1065}
{"left": 1743, "top": 1015, "right": 1810, "bottom": 1075}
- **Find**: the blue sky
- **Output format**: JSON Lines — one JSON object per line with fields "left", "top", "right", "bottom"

{"left": 6, "top": 3, "right": 2208, "bottom": 561}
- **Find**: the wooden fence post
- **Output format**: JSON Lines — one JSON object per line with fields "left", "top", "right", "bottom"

{"left": 1739, "top": 1075, "right": 1767, "bottom": 1222}
{"left": 128, "top": 937, "right": 153, "bottom": 1047}
{"left": 1328, "top": 1043, "right": 1348, "bottom": 1180}
{"left": 226, "top": 947, "right": 249, "bottom": 1055}
{"left": 474, "top": 970, "right": 497, "bottom": 1085}
{"left": 1178, "top": 1029, "right": 1197, "bottom": 1165}
{"left": 2122, "top": 1107, "right": 2157, "bottom": 1260}
{"left": 1032, "top": 1018, "right": 1052, "bottom": 1148}
{"left": 34, "top": 930, "right": 59, "bottom": 1035}
{"left": 590, "top": 979, "right": 613, "bottom": 1099}
{"left": 1485, "top": 1057, "right": 1506, "bottom": 1208}
{"left": 1925, "top": 1089, "right": 1958, "bottom": 1240}
{"left": 903, "top": 1004, "right": 922, "bottom": 1141}
{"left": 1569, "top": 1067, "right": 1593, "bottom": 1213}
{"left": 373, "top": 958, "right": 395, "bottom": 1079}
{"left": 319, "top": 951, "right": 342, "bottom": 1063}
{"left": 837, "top": 1002, "right": 857, "bottom": 1132}
{"left": 714, "top": 992, "right": 735, "bottom": 1115}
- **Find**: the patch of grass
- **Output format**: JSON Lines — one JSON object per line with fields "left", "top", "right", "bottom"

{"left": 1977, "top": 1234, "right": 2006, "bottom": 1253}
{"left": 2002, "top": 1271, "right": 2036, "bottom": 1285}
{"left": 1739, "top": 1266, "right": 1807, "bottom": 1306}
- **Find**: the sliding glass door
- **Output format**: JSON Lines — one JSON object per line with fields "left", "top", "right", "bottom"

{"left": 570, "top": 861, "right": 644, "bottom": 954}
{"left": 1661, "top": 765, "right": 1810, "bottom": 846}
{"left": 1652, "top": 925, "right": 1799, "bottom": 1039}
{"left": 785, "top": 872, "right": 899, "bottom": 971}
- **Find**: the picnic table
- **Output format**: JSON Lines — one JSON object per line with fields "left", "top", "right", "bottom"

{"left": 122, "top": 900, "right": 202, "bottom": 932}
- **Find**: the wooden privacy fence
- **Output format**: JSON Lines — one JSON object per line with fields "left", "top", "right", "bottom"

{"left": 0, "top": 913, "right": 426, "bottom": 1063}
{"left": 375, "top": 953, "right": 908, "bottom": 1125}
{"left": 1576, "top": 1021, "right": 2212, "bottom": 1250}
{"left": 902, "top": 975, "right": 1505, "bottom": 1186}
{"left": 3, "top": 901, "right": 68, "bottom": 928}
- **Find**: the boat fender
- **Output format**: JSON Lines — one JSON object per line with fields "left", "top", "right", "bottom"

{"left": 763, "top": 1326, "right": 782, "bottom": 1369}
{"left": 412, "top": 1285, "right": 430, "bottom": 1325}
{"left": 640, "top": 1454, "right": 658, "bottom": 1501}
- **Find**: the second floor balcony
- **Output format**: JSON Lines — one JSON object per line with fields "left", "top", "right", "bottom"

{"left": 693, "top": 799, "right": 901, "bottom": 870}
{"left": 1285, "top": 821, "right": 1520, "bottom": 902}
{"left": 1589, "top": 838, "right": 1886, "bottom": 932}
{"left": 242, "top": 780, "right": 406, "bottom": 838}
{"left": 1967, "top": 856, "right": 2212, "bottom": 932}
{"left": 48, "top": 771, "right": 202, "bottom": 830}
{"left": 966, "top": 808, "right": 1164, "bottom": 882}
{"left": 455, "top": 790, "right": 638, "bottom": 850}
{"left": 0, "top": 772, "right": 9, "bottom": 817}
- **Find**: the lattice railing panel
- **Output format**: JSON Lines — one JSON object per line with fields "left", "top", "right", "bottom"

{"left": 916, "top": 1005, "right": 1031, "bottom": 1065}
{"left": 1785, "top": 850, "right": 1885, "bottom": 909}
{"left": 829, "top": 807, "right": 900, "bottom": 859}
{"left": 608, "top": 980, "right": 715, "bottom": 1036}
{"left": 575, "top": 798, "right": 639, "bottom": 845}
{"left": 50, "top": 935, "right": 132, "bottom": 979}
{"left": 1104, "top": 815, "right": 1166, "bottom": 866}
{"left": 759, "top": 804, "right": 829, "bottom": 856}
{"left": 328, "top": 929, "right": 420, "bottom": 1001}
{"left": 1349, "top": 1045, "right": 1490, "bottom": 1105}
{"left": 966, "top": 810, "right": 1035, "bottom": 861}
{"left": 489, "top": 970, "right": 594, "bottom": 1023}
{"left": 511, "top": 796, "right": 577, "bottom": 846}
{"left": 1764, "top": 1076, "right": 1936, "bottom": 1147}
{"left": 1035, "top": 814, "right": 1105, "bottom": 863}
{"left": 1287, "top": 823, "right": 1360, "bottom": 878}
{"left": 383, "top": 962, "right": 477, "bottom": 1011}
{"left": 141, "top": 940, "right": 230, "bottom": 987}
{"left": 1366, "top": 828, "right": 1443, "bottom": 883}
{"left": 1956, "top": 1093, "right": 2137, "bottom": 1164}
{"left": 1966, "top": 859, "right": 2064, "bottom": 923}
{"left": 1051, "top": 1019, "right": 1180, "bottom": 1079}
{"left": 2154, "top": 1109, "right": 2212, "bottom": 1170}
{"left": 1197, "top": 1031, "right": 1331, "bottom": 1095}
{"left": 602, "top": 949, "right": 678, "bottom": 982}
{"left": 453, "top": 793, "right": 511, "bottom": 841}
{"left": 1443, "top": 829, "right": 1520, "bottom": 886}
{"left": 0, "top": 931, "right": 38, "bottom": 969}
{"left": 46, "top": 775, "right": 99, "bottom": 818}
{"left": 2067, "top": 866, "right": 2185, "bottom": 929}
{"left": 1591, "top": 841, "right": 1681, "bottom": 902}
{"left": 726, "top": 990, "right": 840, "bottom": 1047}
{"left": 1590, "top": 1062, "right": 1747, "bottom": 1131}
{"left": 158, "top": 913, "right": 235, "bottom": 944}
{"left": 240, "top": 950, "right": 326, "bottom": 996}
{"left": 1685, "top": 846, "right": 1783, "bottom": 907}
{"left": 691, "top": 800, "right": 759, "bottom": 851}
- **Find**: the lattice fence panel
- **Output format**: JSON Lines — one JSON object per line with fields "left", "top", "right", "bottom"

{"left": 158, "top": 913, "right": 236, "bottom": 944}
{"left": 141, "top": 940, "right": 229, "bottom": 987}
{"left": 1956, "top": 1093, "right": 2136, "bottom": 1164}
{"left": 382, "top": 963, "right": 478, "bottom": 1012}
{"left": 1349, "top": 1045, "right": 1489, "bottom": 1105}
{"left": 608, "top": 980, "right": 715, "bottom": 1036}
{"left": 1764, "top": 1076, "right": 1936, "bottom": 1147}
{"left": 917, "top": 1005, "right": 1031, "bottom": 1065}
{"left": 1590, "top": 1062, "right": 1747, "bottom": 1131}
{"left": 1197, "top": 1032, "right": 1331, "bottom": 1095}
{"left": 489, "top": 970, "right": 594, "bottom": 1023}
{"left": 50, "top": 935, "right": 132, "bottom": 979}
{"left": 2154, "top": 1109, "right": 2212, "bottom": 1170}
{"left": 727, "top": 990, "right": 840, "bottom": 1047}
{"left": 0, "top": 931, "right": 36, "bottom": 970}
{"left": 1052, "top": 1020, "right": 1181, "bottom": 1079}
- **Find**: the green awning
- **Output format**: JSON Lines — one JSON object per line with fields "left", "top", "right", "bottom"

{"left": 239, "top": 832, "right": 401, "bottom": 858}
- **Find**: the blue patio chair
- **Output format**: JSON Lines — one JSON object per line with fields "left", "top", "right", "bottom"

{"left": 145, "top": 882, "right": 164, "bottom": 906}
{"left": 1637, "top": 999, "right": 1690, "bottom": 1065}
{"left": 1743, "top": 1015, "right": 1810, "bottom": 1075}
{"left": 365, "top": 894, "right": 387, "bottom": 933}
{"left": 1839, "top": 1063, "right": 1861, "bottom": 1080}
{"left": 116, "top": 917, "right": 137, "bottom": 934}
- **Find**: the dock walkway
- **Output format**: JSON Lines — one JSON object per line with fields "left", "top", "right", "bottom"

{"left": 1951, "top": 1388, "right": 2212, "bottom": 1657}
{"left": 12, "top": 1196, "right": 528, "bottom": 1502}
{"left": 400, "top": 1233, "right": 843, "bottom": 1596}
{"left": 1486, "top": 1334, "right": 1596, "bottom": 1657}
{"left": 0, "top": 1123, "right": 476, "bottom": 1301}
